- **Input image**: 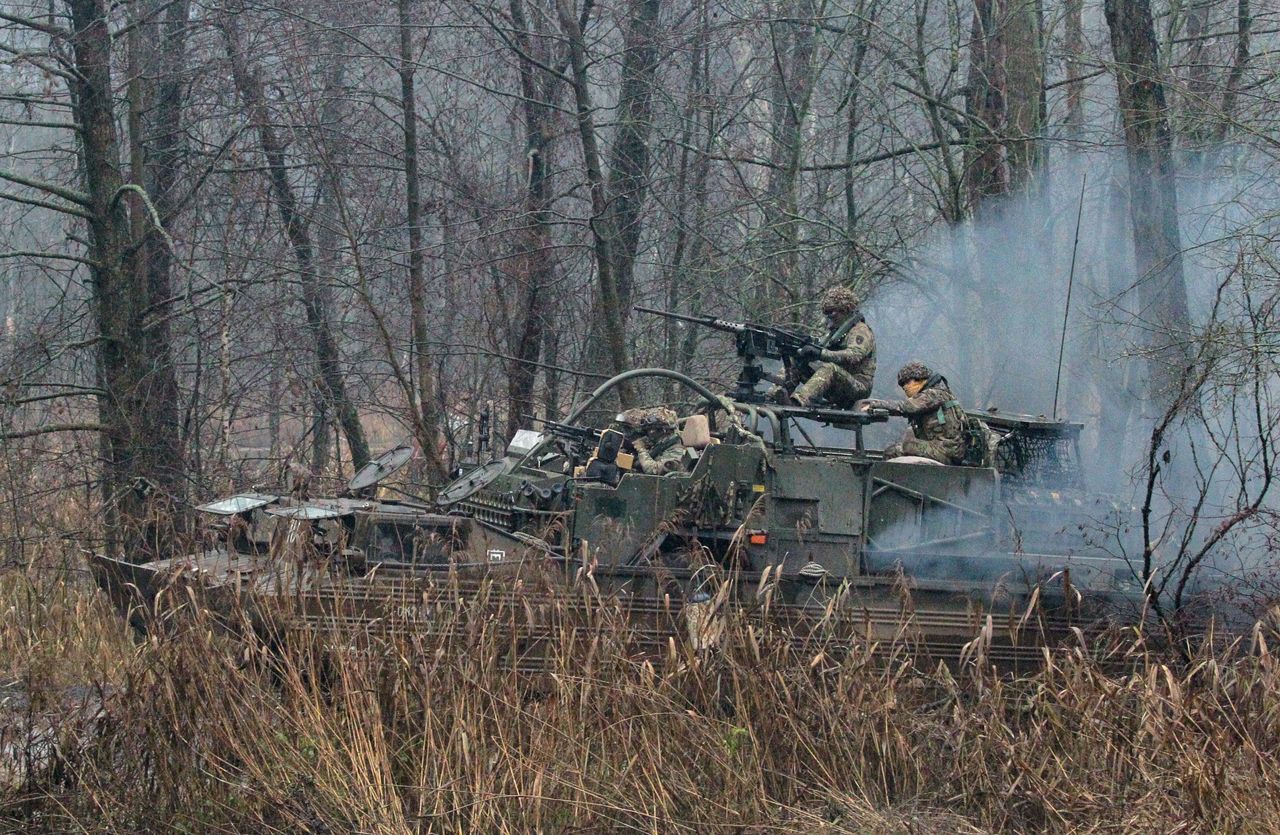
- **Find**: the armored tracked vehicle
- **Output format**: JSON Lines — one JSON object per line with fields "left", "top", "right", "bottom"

{"left": 92, "top": 364, "right": 1142, "bottom": 668}
{"left": 425, "top": 369, "right": 1138, "bottom": 632}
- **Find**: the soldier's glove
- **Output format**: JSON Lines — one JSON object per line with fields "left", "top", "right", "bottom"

{"left": 797, "top": 342, "right": 822, "bottom": 360}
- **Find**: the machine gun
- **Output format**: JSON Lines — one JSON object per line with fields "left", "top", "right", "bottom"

{"left": 528, "top": 417, "right": 601, "bottom": 463}
{"left": 635, "top": 306, "right": 817, "bottom": 403}
{"left": 529, "top": 418, "right": 633, "bottom": 486}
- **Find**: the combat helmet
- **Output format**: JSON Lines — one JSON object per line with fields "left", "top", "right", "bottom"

{"left": 896, "top": 360, "right": 932, "bottom": 386}
{"left": 821, "top": 286, "right": 861, "bottom": 316}
{"left": 616, "top": 406, "right": 678, "bottom": 431}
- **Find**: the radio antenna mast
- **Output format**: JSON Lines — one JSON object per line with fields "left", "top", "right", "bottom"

{"left": 1053, "top": 175, "right": 1087, "bottom": 421}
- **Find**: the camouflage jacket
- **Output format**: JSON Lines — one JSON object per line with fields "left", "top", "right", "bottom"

{"left": 874, "top": 382, "right": 966, "bottom": 449}
{"left": 633, "top": 433, "right": 687, "bottom": 475}
{"left": 819, "top": 317, "right": 876, "bottom": 391}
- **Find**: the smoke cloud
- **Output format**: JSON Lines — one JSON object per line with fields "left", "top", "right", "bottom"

{"left": 859, "top": 150, "right": 1280, "bottom": 607}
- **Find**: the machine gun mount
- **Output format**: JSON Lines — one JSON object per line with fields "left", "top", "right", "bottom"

{"left": 635, "top": 306, "right": 817, "bottom": 403}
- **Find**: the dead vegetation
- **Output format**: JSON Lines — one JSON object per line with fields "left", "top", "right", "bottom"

{"left": 1, "top": 544, "right": 1278, "bottom": 835}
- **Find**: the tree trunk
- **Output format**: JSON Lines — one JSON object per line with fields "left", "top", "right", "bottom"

{"left": 759, "top": 1, "right": 818, "bottom": 322}
{"left": 1212, "top": 0, "right": 1252, "bottom": 145}
{"left": 1179, "top": 0, "right": 1216, "bottom": 151}
{"left": 311, "top": 386, "right": 332, "bottom": 473}
{"left": 605, "top": 0, "right": 663, "bottom": 313}
{"left": 556, "top": 0, "right": 634, "bottom": 406}
{"left": 965, "top": 0, "right": 1043, "bottom": 211}
{"left": 68, "top": 0, "right": 184, "bottom": 560}
{"left": 964, "top": 0, "right": 1041, "bottom": 398}
{"left": 1104, "top": 0, "right": 1193, "bottom": 400}
{"left": 399, "top": 0, "right": 447, "bottom": 481}
{"left": 965, "top": 0, "right": 1009, "bottom": 210}
{"left": 504, "top": 0, "right": 557, "bottom": 436}
{"left": 663, "top": 15, "right": 704, "bottom": 381}
{"left": 308, "top": 38, "right": 350, "bottom": 476}
{"left": 1004, "top": 0, "right": 1044, "bottom": 188}
{"left": 138, "top": 0, "right": 190, "bottom": 471}
{"left": 1094, "top": 166, "right": 1138, "bottom": 478}
{"left": 1064, "top": 0, "right": 1085, "bottom": 135}
{"left": 842, "top": 1, "right": 876, "bottom": 285}
{"left": 674, "top": 5, "right": 713, "bottom": 381}
{"left": 221, "top": 18, "right": 371, "bottom": 470}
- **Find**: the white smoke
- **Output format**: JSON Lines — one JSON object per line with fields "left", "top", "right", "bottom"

{"left": 859, "top": 149, "right": 1280, "bottom": 611}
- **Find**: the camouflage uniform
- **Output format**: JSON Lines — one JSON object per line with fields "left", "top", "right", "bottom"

{"left": 617, "top": 407, "right": 688, "bottom": 475}
{"left": 714, "top": 396, "right": 767, "bottom": 450}
{"left": 633, "top": 434, "right": 687, "bottom": 475}
{"left": 866, "top": 361, "right": 967, "bottom": 465}
{"left": 792, "top": 287, "right": 876, "bottom": 408}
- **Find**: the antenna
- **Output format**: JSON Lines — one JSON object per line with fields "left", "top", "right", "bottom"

{"left": 1053, "top": 175, "right": 1087, "bottom": 421}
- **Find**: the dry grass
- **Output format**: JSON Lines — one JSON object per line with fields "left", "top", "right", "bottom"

{"left": 2, "top": 544, "right": 1279, "bottom": 834}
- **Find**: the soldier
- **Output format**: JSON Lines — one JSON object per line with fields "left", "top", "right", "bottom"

{"left": 861, "top": 360, "right": 968, "bottom": 465}
{"left": 616, "top": 407, "right": 689, "bottom": 475}
{"left": 790, "top": 286, "right": 876, "bottom": 408}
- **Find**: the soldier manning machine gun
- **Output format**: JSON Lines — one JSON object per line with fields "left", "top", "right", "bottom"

{"left": 634, "top": 306, "right": 817, "bottom": 403}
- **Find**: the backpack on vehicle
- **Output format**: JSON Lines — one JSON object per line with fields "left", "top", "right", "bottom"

{"left": 960, "top": 414, "right": 997, "bottom": 468}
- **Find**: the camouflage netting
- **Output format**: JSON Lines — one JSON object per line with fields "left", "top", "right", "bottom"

{"left": 995, "top": 430, "right": 1083, "bottom": 488}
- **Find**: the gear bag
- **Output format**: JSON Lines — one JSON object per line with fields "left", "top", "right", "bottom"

{"left": 960, "top": 414, "right": 997, "bottom": 467}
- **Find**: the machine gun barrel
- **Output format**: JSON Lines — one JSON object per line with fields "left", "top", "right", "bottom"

{"left": 633, "top": 305, "right": 750, "bottom": 335}
{"left": 634, "top": 306, "right": 812, "bottom": 352}
{"left": 529, "top": 417, "right": 599, "bottom": 441}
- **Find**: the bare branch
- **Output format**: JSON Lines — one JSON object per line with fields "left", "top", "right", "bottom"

{"left": 0, "top": 10, "right": 70, "bottom": 39}
{"left": 0, "top": 168, "right": 91, "bottom": 206}
{"left": 0, "top": 250, "right": 97, "bottom": 267}
{"left": 0, "top": 118, "right": 79, "bottom": 131}
{"left": 0, "top": 189, "right": 92, "bottom": 219}
{"left": 686, "top": 138, "right": 971, "bottom": 172}
{"left": 0, "top": 422, "right": 101, "bottom": 440}
{"left": 3, "top": 390, "right": 103, "bottom": 406}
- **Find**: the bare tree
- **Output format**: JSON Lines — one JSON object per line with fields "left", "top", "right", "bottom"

{"left": 556, "top": 0, "right": 634, "bottom": 405}
{"left": 221, "top": 12, "right": 371, "bottom": 471}
{"left": 1104, "top": 0, "right": 1193, "bottom": 401}
{"left": 758, "top": 1, "right": 819, "bottom": 321}
{"left": 0, "top": 0, "right": 190, "bottom": 558}
{"left": 607, "top": 0, "right": 663, "bottom": 314}
{"left": 964, "top": 0, "right": 1043, "bottom": 209}
{"left": 1135, "top": 258, "right": 1278, "bottom": 640}
{"left": 399, "top": 0, "right": 448, "bottom": 480}
{"left": 502, "top": 0, "right": 560, "bottom": 435}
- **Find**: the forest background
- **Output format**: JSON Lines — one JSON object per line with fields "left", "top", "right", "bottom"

{"left": 1, "top": 0, "right": 1278, "bottom": 619}
{"left": 5, "top": 2, "right": 1280, "bottom": 831}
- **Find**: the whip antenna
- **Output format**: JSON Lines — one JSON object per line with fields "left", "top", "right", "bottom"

{"left": 1053, "top": 175, "right": 1087, "bottom": 420}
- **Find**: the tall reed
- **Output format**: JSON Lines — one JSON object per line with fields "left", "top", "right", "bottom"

{"left": 2, "top": 549, "right": 1279, "bottom": 834}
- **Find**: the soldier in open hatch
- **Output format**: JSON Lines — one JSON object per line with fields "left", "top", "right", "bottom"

{"left": 861, "top": 360, "right": 969, "bottom": 465}
{"left": 616, "top": 406, "right": 689, "bottom": 475}
{"left": 790, "top": 286, "right": 876, "bottom": 408}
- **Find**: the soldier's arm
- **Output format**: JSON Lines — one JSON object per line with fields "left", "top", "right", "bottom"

{"left": 895, "top": 387, "right": 951, "bottom": 416}
{"left": 655, "top": 444, "right": 688, "bottom": 475}
{"left": 631, "top": 437, "right": 656, "bottom": 473}
{"left": 861, "top": 397, "right": 902, "bottom": 415}
{"left": 821, "top": 323, "right": 874, "bottom": 366}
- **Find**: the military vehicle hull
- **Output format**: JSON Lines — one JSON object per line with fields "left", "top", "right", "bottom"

{"left": 90, "top": 369, "right": 1143, "bottom": 670}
